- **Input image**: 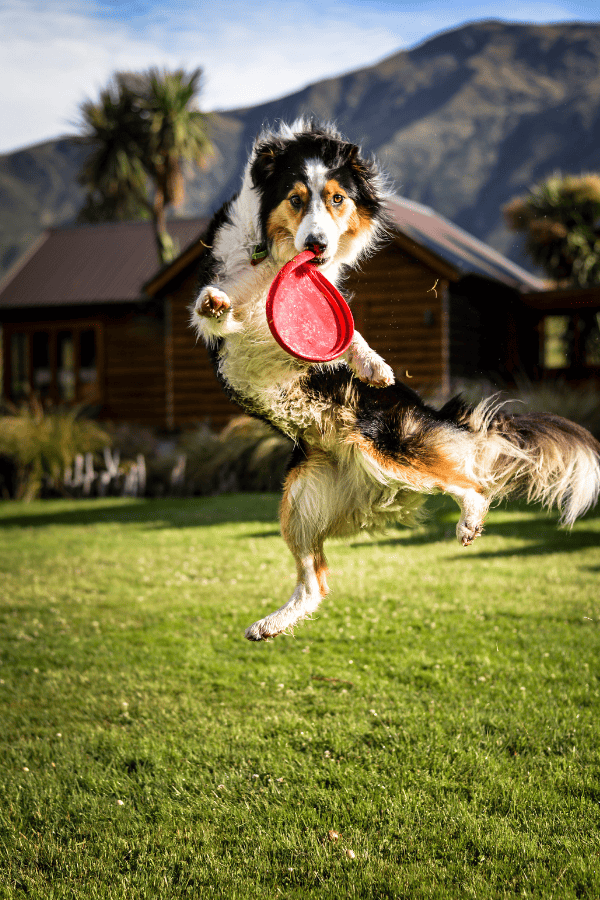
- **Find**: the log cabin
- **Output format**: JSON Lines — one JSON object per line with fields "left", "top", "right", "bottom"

{"left": 3, "top": 199, "right": 596, "bottom": 432}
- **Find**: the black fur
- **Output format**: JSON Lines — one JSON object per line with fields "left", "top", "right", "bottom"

{"left": 300, "top": 366, "right": 474, "bottom": 464}
{"left": 196, "top": 197, "right": 236, "bottom": 288}
{"left": 250, "top": 121, "right": 387, "bottom": 246}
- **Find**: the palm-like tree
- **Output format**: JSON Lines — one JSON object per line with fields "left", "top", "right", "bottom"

{"left": 143, "top": 68, "right": 213, "bottom": 262}
{"left": 78, "top": 76, "right": 151, "bottom": 223}
{"left": 504, "top": 173, "right": 600, "bottom": 287}
{"left": 78, "top": 68, "right": 212, "bottom": 264}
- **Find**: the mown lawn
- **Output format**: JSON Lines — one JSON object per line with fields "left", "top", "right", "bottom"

{"left": 0, "top": 493, "right": 599, "bottom": 899}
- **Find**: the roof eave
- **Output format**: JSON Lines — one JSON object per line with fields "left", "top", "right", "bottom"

{"left": 390, "top": 230, "right": 461, "bottom": 282}
{"left": 520, "top": 284, "right": 600, "bottom": 309}
{"left": 145, "top": 236, "right": 209, "bottom": 297}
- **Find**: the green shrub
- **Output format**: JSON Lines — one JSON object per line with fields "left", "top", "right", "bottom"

{"left": 0, "top": 399, "right": 110, "bottom": 501}
{"left": 181, "top": 416, "right": 293, "bottom": 494}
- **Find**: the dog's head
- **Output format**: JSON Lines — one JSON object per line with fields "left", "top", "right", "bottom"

{"left": 250, "top": 120, "right": 388, "bottom": 270}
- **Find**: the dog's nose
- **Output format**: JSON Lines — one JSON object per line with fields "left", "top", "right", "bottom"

{"left": 304, "top": 235, "right": 328, "bottom": 256}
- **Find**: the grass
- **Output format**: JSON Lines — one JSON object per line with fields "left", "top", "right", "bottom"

{"left": 0, "top": 493, "right": 599, "bottom": 899}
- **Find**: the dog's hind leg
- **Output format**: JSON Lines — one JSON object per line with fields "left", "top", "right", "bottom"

{"left": 245, "top": 451, "right": 337, "bottom": 641}
{"left": 447, "top": 485, "right": 490, "bottom": 547}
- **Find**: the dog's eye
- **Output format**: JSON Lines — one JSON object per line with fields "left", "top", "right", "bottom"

{"left": 289, "top": 195, "right": 303, "bottom": 210}
{"left": 332, "top": 194, "right": 345, "bottom": 206}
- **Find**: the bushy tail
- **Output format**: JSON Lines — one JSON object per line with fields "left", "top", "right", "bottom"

{"left": 464, "top": 400, "right": 600, "bottom": 526}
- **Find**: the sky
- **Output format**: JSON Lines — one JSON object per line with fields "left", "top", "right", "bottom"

{"left": 2, "top": 0, "right": 600, "bottom": 154}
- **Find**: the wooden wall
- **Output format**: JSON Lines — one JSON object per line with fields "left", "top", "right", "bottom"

{"left": 345, "top": 243, "right": 446, "bottom": 390}
{"left": 167, "top": 269, "right": 242, "bottom": 429}
{"left": 102, "top": 306, "right": 167, "bottom": 426}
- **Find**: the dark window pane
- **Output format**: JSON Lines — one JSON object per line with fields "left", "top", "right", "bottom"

{"left": 585, "top": 312, "right": 600, "bottom": 366}
{"left": 32, "top": 332, "right": 51, "bottom": 400}
{"left": 57, "top": 330, "right": 75, "bottom": 401}
{"left": 78, "top": 328, "right": 98, "bottom": 400}
{"left": 10, "top": 333, "right": 29, "bottom": 399}
{"left": 79, "top": 329, "right": 96, "bottom": 369}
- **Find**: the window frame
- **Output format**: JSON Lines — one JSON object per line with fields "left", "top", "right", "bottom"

{"left": 539, "top": 309, "right": 600, "bottom": 376}
{"left": 3, "top": 319, "right": 104, "bottom": 406}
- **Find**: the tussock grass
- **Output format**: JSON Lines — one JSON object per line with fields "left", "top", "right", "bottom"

{"left": 0, "top": 401, "right": 109, "bottom": 501}
{"left": 0, "top": 495, "right": 599, "bottom": 898}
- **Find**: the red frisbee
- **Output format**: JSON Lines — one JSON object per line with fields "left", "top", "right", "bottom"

{"left": 266, "top": 250, "right": 354, "bottom": 362}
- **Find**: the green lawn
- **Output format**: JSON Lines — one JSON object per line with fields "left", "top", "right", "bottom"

{"left": 0, "top": 494, "right": 599, "bottom": 899}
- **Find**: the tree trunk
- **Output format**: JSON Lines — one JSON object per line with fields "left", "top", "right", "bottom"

{"left": 152, "top": 189, "right": 175, "bottom": 265}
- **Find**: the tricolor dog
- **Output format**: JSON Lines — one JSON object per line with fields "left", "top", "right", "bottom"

{"left": 191, "top": 120, "right": 600, "bottom": 641}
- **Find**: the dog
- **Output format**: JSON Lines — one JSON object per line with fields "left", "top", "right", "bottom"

{"left": 191, "top": 119, "right": 600, "bottom": 642}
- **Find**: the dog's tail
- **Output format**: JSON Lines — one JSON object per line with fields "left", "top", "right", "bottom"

{"left": 449, "top": 397, "right": 600, "bottom": 526}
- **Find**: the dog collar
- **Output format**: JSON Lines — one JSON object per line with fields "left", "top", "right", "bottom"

{"left": 251, "top": 244, "right": 268, "bottom": 266}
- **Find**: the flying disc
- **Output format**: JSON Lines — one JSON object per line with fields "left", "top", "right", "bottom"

{"left": 266, "top": 250, "right": 354, "bottom": 362}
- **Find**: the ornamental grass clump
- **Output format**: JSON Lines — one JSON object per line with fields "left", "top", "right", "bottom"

{"left": 181, "top": 416, "right": 293, "bottom": 494}
{"left": 0, "top": 398, "right": 110, "bottom": 501}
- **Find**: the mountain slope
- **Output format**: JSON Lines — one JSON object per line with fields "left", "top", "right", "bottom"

{"left": 3, "top": 20, "right": 600, "bottom": 278}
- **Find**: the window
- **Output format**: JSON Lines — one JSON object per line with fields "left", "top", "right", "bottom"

{"left": 5, "top": 323, "right": 102, "bottom": 405}
{"left": 79, "top": 329, "right": 98, "bottom": 400}
{"left": 541, "top": 310, "right": 600, "bottom": 373}
{"left": 57, "top": 330, "right": 76, "bottom": 402}
{"left": 542, "top": 315, "right": 571, "bottom": 369}
{"left": 32, "top": 331, "right": 51, "bottom": 400}
{"left": 10, "top": 333, "right": 29, "bottom": 400}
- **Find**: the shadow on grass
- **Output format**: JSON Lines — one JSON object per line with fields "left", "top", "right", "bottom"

{"left": 0, "top": 494, "right": 281, "bottom": 531}
{"left": 355, "top": 495, "right": 600, "bottom": 558}
{"left": 1, "top": 493, "right": 598, "bottom": 562}
{"left": 451, "top": 527, "right": 600, "bottom": 561}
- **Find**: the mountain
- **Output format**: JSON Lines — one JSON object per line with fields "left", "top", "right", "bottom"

{"left": 2, "top": 19, "right": 600, "bottom": 278}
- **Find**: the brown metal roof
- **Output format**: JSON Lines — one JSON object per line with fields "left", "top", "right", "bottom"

{"left": 386, "top": 197, "right": 545, "bottom": 293}
{"left": 0, "top": 219, "right": 208, "bottom": 309}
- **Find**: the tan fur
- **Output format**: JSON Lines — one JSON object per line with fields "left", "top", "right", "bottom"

{"left": 347, "top": 432, "right": 485, "bottom": 495}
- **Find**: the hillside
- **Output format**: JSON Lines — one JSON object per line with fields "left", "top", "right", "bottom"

{"left": 2, "top": 19, "right": 600, "bottom": 277}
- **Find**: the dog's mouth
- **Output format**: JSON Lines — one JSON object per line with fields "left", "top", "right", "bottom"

{"left": 308, "top": 246, "right": 329, "bottom": 266}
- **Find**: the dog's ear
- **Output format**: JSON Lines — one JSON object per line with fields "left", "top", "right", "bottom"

{"left": 344, "top": 143, "right": 367, "bottom": 175}
{"left": 251, "top": 140, "right": 285, "bottom": 186}
{"left": 343, "top": 142, "right": 374, "bottom": 182}
{"left": 346, "top": 143, "right": 360, "bottom": 162}
{"left": 344, "top": 143, "right": 380, "bottom": 209}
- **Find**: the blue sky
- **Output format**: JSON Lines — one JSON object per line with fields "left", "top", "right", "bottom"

{"left": 2, "top": 0, "right": 600, "bottom": 153}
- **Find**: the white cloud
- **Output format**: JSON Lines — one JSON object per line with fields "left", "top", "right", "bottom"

{"left": 0, "top": 0, "right": 406, "bottom": 151}
{"left": 0, "top": 0, "right": 597, "bottom": 154}
{"left": 1, "top": 0, "right": 179, "bottom": 152}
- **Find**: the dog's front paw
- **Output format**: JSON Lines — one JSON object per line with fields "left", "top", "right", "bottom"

{"left": 195, "top": 286, "right": 231, "bottom": 320}
{"left": 349, "top": 352, "right": 395, "bottom": 387}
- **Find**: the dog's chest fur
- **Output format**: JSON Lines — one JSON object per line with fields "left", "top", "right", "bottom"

{"left": 210, "top": 219, "right": 350, "bottom": 444}
{"left": 215, "top": 299, "right": 346, "bottom": 445}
